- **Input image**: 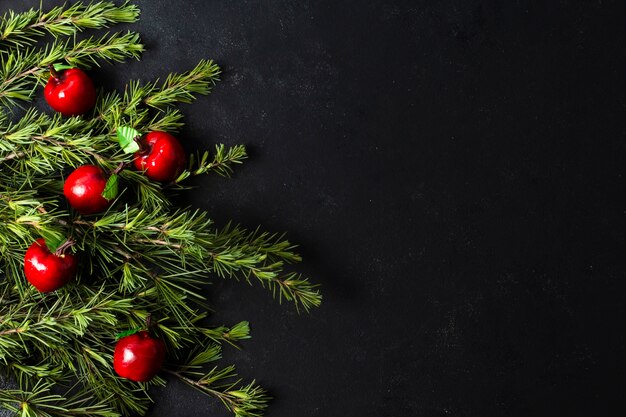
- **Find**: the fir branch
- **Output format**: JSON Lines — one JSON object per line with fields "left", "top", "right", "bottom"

{"left": 164, "top": 368, "right": 270, "bottom": 417}
{"left": 0, "top": 379, "right": 120, "bottom": 417}
{"left": 63, "top": 207, "right": 321, "bottom": 310}
{"left": 0, "top": 31, "right": 143, "bottom": 109}
{"left": 0, "top": 109, "right": 112, "bottom": 174}
{"left": 172, "top": 144, "right": 248, "bottom": 186}
{"left": 142, "top": 107, "right": 185, "bottom": 132}
{"left": 203, "top": 321, "right": 251, "bottom": 347}
{"left": 0, "top": 1, "right": 140, "bottom": 48}
{"left": 0, "top": 286, "right": 156, "bottom": 415}
{"left": 0, "top": 288, "right": 134, "bottom": 359}
{"left": 208, "top": 224, "right": 322, "bottom": 312}
{"left": 0, "top": 189, "right": 66, "bottom": 297}
{"left": 65, "top": 31, "right": 144, "bottom": 68}
{"left": 144, "top": 59, "right": 221, "bottom": 109}
{"left": 95, "top": 59, "right": 222, "bottom": 134}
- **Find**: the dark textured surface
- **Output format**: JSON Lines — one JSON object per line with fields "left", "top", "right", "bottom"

{"left": 2, "top": 1, "right": 626, "bottom": 416}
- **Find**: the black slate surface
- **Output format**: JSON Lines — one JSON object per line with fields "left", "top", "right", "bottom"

{"left": 2, "top": 1, "right": 626, "bottom": 416}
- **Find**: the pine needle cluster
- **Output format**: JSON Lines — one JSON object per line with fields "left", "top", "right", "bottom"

{"left": 0, "top": 2, "right": 321, "bottom": 416}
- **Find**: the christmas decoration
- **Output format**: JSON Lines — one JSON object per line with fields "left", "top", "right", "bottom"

{"left": 133, "top": 131, "right": 187, "bottom": 182}
{"left": 0, "top": 2, "right": 320, "bottom": 417}
{"left": 113, "top": 330, "right": 166, "bottom": 382}
{"left": 63, "top": 164, "right": 114, "bottom": 214}
{"left": 44, "top": 66, "right": 97, "bottom": 116}
{"left": 23, "top": 238, "right": 77, "bottom": 292}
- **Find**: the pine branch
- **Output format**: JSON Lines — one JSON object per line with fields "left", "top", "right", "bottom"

{"left": 0, "top": 1, "right": 140, "bottom": 48}
{"left": 203, "top": 321, "right": 251, "bottom": 347}
{"left": 0, "top": 189, "right": 67, "bottom": 295}
{"left": 208, "top": 224, "right": 322, "bottom": 312}
{"left": 95, "top": 59, "right": 221, "bottom": 134}
{"left": 171, "top": 144, "right": 248, "bottom": 186}
{"left": 0, "top": 31, "right": 143, "bottom": 109}
{"left": 0, "top": 380, "right": 120, "bottom": 417}
{"left": 0, "top": 285, "right": 158, "bottom": 414}
{"left": 164, "top": 368, "right": 270, "bottom": 417}
{"left": 0, "top": 109, "right": 111, "bottom": 174}
{"left": 144, "top": 59, "right": 221, "bottom": 108}
{"left": 66, "top": 31, "right": 144, "bottom": 68}
{"left": 58, "top": 207, "right": 321, "bottom": 310}
{"left": 0, "top": 287, "right": 134, "bottom": 360}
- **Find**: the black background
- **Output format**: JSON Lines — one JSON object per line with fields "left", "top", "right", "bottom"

{"left": 3, "top": 1, "right": 626, "bottom": 416}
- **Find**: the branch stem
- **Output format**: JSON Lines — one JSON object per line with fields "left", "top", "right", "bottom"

{"left": 162, "top": 368, "right": 237, "bottom": 408}
{"left": 48, "top": 64, "right": 59, "bottom": 79}
{"left": 54, "top": 238, "right": 75, "bottom": 256}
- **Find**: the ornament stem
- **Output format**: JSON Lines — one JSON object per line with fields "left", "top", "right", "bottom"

{"left": 54, "top": 238, "right": 75, "bottom": 256}
{"left": 48, "top": 64, "right": 60, "bottom": 79}
{"left": 113, "top": 161, "right": 128, "bottom": 175}
{"left": 134, "top": 135, "right": 149, "bottom": 154}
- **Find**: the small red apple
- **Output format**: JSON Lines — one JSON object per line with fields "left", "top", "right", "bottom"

{"left": 134, "top": 131, "right": 186, "bottom": 182}
{"left": 44, "top": 67, "right": 96, "bottom": 117}
{"left": 24, "top": 238, "right": 77, "bottom": 292}
{"left": 63, "top": 165, "right": 112, "bottom": 215}
{"left": 113, "top": 331, "right": 166, "bottom": 382}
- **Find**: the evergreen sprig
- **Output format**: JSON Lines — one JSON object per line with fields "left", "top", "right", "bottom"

{"left": 0, "top": 30, "right": 144, "bottom": 109}
{"left": 0, "top": 2, "right": 320, "bottom": 417}
{"left": 0, "top": 1, "right": 140, "bottom": 47}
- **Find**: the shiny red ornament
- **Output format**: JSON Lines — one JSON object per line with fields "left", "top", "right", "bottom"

{"left": 113, "top": 331, "right": 166, "bottom": 382}
{"left": 44, "top": 67, "right": 96, "bottom": 116}
{"left": 134, "top": 131, "right": 186, "bottom": 182}
{"left": 63, "top": 165, "right": 112, "bottom": 215}
{"left": 24, "top": 238, "right": 77, "bottom": 292}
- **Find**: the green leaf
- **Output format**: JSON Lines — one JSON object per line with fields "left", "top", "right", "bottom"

{"left": 52, "top": 63, "right": 75, "bottom": 72}
{"left": 115, "top": 327, "right": 142, "bottom": 341}
{"left": 102, "top": 174, "right": 119, "bottom": 201}
{"left": 39, "top": 230, "right": 65, "bottom": 253}
{"left": 117, "top": 126, "right": 141, "bottom": 154}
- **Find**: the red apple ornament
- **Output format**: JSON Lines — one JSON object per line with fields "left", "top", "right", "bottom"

{"left": 24, "top": 238, "right": 77, "bottom": 292}
{"left": 64, "top": 165, "right": 112, "bottom": 215}
{"left": 134, "top": 131, "right": 186, "bottom": 182}
{"left": 44, "top": 67, "right": 96, "bottom": 117}
{"left": 113, "top": 331, "right": 166, "bottom": 382}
